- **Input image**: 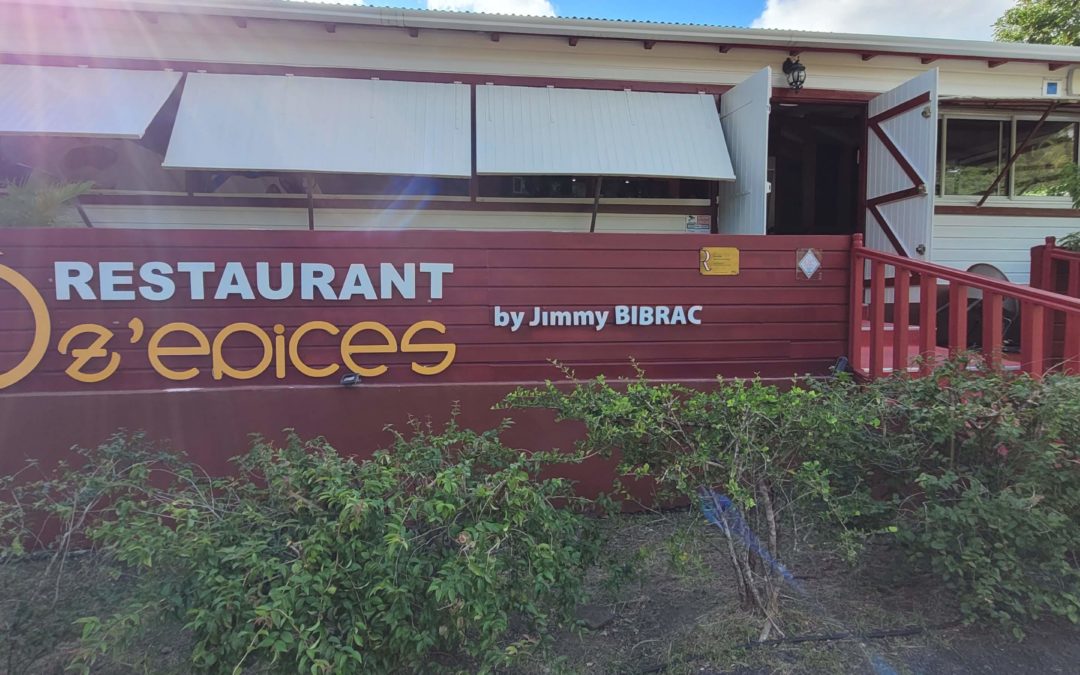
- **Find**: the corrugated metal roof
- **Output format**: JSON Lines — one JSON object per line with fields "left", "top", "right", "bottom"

{"left": 476, "top": 85, "right": 735, "bottom": 180}
{"left": 163, "top": 73, "right": 471, "bottom": 176}
{"left": 0, "top": 64, "right": 181, "bottom": 138}
{"left": 8, "top": 0, "right": 1080, "bottom": 64}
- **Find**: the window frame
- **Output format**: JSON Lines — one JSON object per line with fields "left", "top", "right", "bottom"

{"left": 937, "top": 110, "right": 1080, "bottom": 205}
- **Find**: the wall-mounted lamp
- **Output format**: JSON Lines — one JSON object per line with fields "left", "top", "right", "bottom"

{"left": 782, "top": 57, "right": 807, "bottom": 91}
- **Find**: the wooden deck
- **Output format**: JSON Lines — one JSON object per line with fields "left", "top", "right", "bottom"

{"left": 856, "top": 321, "right": 1021, "bottom": 374}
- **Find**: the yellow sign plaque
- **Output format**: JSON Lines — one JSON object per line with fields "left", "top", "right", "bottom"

{"left": 699, "top": 247, "right": 740, "bottom": 276}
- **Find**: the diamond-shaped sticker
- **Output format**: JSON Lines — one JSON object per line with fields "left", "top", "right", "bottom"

{"left": 797, "top": 249, "right": 822, "bottom": 280}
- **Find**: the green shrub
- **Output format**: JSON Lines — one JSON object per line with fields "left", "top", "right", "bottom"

{"left": 0, "top": 178, "right": 93, "bottom": 227}
{"left": 504, "top": 360, "right": 1080, "bottom": 637}
{"left": 1058, "top": 230, "right": 1080, "bottom": 252}
{"left": 3, "top": 421, "right": 603, "bottom": 674}
{"left": 501, "top": 372, "right": 879, "bottom": 639}
{"left": 861, "top": 359, "right": 1080, "bottom": 634}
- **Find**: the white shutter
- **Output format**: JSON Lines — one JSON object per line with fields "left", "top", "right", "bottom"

{"left": 717, "top": 67, "right": 771, "bottom": 235}
{"left": 865, "top": 69, "right": 938, "bottom": 258}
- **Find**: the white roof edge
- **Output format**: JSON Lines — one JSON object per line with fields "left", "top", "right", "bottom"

{"left": 5, "top": 0, "right": 1080, "bottom": 64}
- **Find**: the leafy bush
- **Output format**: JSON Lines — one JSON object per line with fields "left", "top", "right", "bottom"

{"left": 0, "top": 178, "right": 93, "bottom": 227}
{"left": 502, "top": 371, "right": 879, "bottom": 639}
{"left": 2, "top": 421, "right": 603, "bottom": 673}
{"left": 1057, "top": 163, "right": 1080, "bottom": 210}
{"left": 504, "top": 360, "right": 1080, "bottom": 637}
{"left": 1058, "top": 230, "right": 1080, "bottom": 252}
{"left": 860, "top": 359, "right": 1080, "bottom": 634}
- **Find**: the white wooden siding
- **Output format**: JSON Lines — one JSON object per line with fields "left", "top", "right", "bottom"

{"left": 932, "top": 213, "right": 1080, "bottom": 284}
{"left": 717, "top": 67, "right": 771, "bottom": 235}
{"left": 0, "top": 7, "right": 1071, "bottom": 101}
{"left": 62, "top": 205, "right": 689, "bottom": 233}
{"left": 865, "top": 69, "right": 938, "bottom": 259}
{"left": 475, "top": 85, "right": 734, "bottom": 180}
{"left": 164, "top": 74, "right": 471, "bottom": 176}
{"left": 0, "top": 65, "right": 181, "bottom": 138}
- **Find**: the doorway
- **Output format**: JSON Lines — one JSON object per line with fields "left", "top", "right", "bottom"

{"left": 766, "top": 102, "right": 865, "bottom": 236}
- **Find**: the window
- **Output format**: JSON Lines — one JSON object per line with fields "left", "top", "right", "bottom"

{"left": 939, "top": 119, "right": 1008, "bottom": 197}
{"left": 478, "top": 175, "right": 711, "bottom": 200}
{"left": 188, "top": 172, "right": 469, "bottom": 198}
{"left": 938, "top": 114, "right": 1079, "bottom": 201}
{"left": 1013, "top": 120, "right": 1078, "bottom": 197}
{"left": 0, "top": 136, "right": 186, "bottom": 193}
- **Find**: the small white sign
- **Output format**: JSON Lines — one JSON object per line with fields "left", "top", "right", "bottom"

{"left": 797, "top": 249, "right": 822, "bottom": 280}
{"left": 686, "top": 215, "right": 712, "bottom": 233}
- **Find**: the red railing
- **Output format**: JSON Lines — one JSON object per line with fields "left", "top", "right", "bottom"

{"left": 1031, "top": 237, "right": 1080, "bottom": 300}
{"left": 1030, "top": 237, "right": 1080, "bottom": 370}
{"left": 851, "top": 234, "right": 1080, "bottom": 379}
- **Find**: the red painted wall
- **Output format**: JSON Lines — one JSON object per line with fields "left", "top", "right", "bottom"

{"left": 0, "top": 228, "right": 850, "bottom": 477}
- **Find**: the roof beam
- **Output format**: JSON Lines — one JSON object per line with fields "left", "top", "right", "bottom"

{"left": 1049, "top": 62, "right": 1070, "bottom": 71}
{"left": 988, "top": 59, "right": 1008, "bottom": 68}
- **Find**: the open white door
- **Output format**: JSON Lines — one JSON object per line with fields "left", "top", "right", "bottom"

{"left": 865, "top": 69, "right": 938, "bottom": 258}
{"left": 717, "top": 67, "right": 771, "bottom": 235}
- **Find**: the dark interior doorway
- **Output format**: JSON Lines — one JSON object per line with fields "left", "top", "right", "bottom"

{"left": 767, "top": 102, "right": 865, "bottom": 235}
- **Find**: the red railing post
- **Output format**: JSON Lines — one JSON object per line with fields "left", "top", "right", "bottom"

{"left": 982, "top": 292, "right": 1003, "bottom": 368}
{"left": 1029, "top": 237, "right": 1053, "bottom": 292}
{"left": 849, "top": 234, "right": 866, "bottom": 376}
{"left": 1038, "top": 237, "right": 1056, "bottom": 368}
{"left": 893, "top": 269, "right": 911, "bottom": 374}
{"left": 1022, "top": 302, "right": 1046, "bottom": 377}
{"left": 1066, "top": 259, "right": 1080, "bottom": 374}
{"left": 918, "top": 274, "right": 938, "bottom": 373}
{"left": 948, "top": 283, "right": 968, "bottom": 357}
{"left": 870, "top": 260, "right": 887, "bottom": 379}
{"left": 856, "top": 242, "right": 1080, "bottom": 379}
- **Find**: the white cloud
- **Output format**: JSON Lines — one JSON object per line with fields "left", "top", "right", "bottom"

{"left": 752, "top": 0, "right": 1014, "bottom": 41}
{"left": 426, "top": 0, "right": 556, "bottom": 17}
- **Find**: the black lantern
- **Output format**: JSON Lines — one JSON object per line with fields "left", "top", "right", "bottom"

{"left": 782, "top": 57, "right": 806, "bottom": 91}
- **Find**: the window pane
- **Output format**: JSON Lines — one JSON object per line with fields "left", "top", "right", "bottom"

{"left": 942, "top": 119, "right": 1006, "bottom": 196}
{"left": 0, "top": 136, "right": 186, "bottom": 192}
{"left": 477, "top": 175, "right": 709, "bottom": 199}
{"left": 1013, "top": 121, "right": 1078, "bottom": 197}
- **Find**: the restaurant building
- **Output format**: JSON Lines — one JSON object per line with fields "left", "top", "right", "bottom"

{"left": 0, "top": 0, "right": 1078, "bottom": 283}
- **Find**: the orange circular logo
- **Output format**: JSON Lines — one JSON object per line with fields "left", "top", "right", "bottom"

{"left": 0, "top": 263, "right": 51, "bottom": 390}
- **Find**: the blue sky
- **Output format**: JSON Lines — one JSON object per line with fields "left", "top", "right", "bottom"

{"left": 353, "top": 0, "right": 1016, "bottom": 41}
{"left": 379, "top": 1, "right": 765, "bottom": 27}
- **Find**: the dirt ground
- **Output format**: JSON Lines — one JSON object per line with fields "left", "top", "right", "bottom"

{"left": 514, "top": 511, "right": 1080, "bottom": 675}
{"left": 2, "top": 510, "right": 1079, "bottom": 674}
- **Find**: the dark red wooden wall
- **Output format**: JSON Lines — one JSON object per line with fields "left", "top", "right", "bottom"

{"left": 0, "top": 228, "right": 850, "bottom": 479}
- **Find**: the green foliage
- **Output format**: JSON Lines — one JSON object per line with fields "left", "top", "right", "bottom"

{"left": 0, "top": 177, "right": 93, "bottom": 227}
{"left": 2, "top": 422, "right": 603, "bottom": 674}
{"left": 1059, "top": 229, "right": 1080, "bottom": 251}
{"left": 1056, "top": 163, "right": 1080, "bottom": 210}
{"left": 857, "top": 359, "right": 1080, "bottom": 633}
{"left": 503, "top": 372, "right": 872, "bottom": 509}
{"left": 504, "top": 359, "right": 1080, "bottom": 636}
{"left": 501, "top": 371, "right": 880, "bottom": 638}
{"left": 0, "top": 433, "right": 177, "bottom": 673}
{"left": 994, "top": 0, "right": 1080, "bottom": 46}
